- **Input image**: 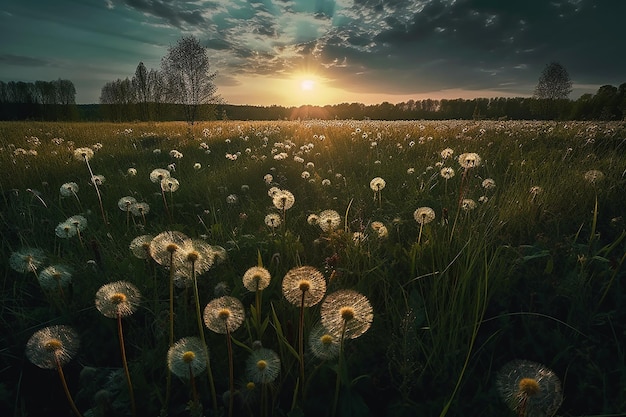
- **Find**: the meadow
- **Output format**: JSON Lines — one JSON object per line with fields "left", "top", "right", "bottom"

{"left": 1, "top": 119, "right": 625, "bottom": 417}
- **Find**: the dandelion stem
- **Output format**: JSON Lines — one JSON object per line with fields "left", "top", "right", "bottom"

{"left": 191, "top": 261, "right": 218, "bottom": 413}
{"left": 117, "top": 313, "right": 136, "bottom": 417}
{"left": 55, "top": 357, "right": 83, "bottom": 417}
{"left": 226, "top": 326, "right": 235, "bottom": 417}
{"left": 331, "top": 321, "right": 347, "bottom": 417}
{"left": 298, "top": 290, "right": 306, "bottom": 400}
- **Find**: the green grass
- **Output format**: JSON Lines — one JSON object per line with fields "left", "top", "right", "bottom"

{"left": 1, "top": 120, "right": 625, "bottom": 417}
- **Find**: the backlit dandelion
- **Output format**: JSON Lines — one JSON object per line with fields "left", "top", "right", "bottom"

{"left": 150, "top": 168, "right": 170, "bottom": 183}
{"left": 74, "top": 145, "right": 106, "bottom": 223}
{"left": 321, "top": 289, "right": 373, "bottom": 416}
{"left": 246, "top": 348, "right": 280, "bottom": 384}
{"left": 243, "top": 266, "right": 271, "bottom": 292}
{"left": 282, "top": 266, "right": 327, "bottom": 308}
{"left": 9, "top": 247, "right": 46, "bottom": 275}
{"left": 204, "top": 296, "right": 245, "bottom": 416}
{"left": 482, "top": 178, "right": 496, "bottom": 190}
{"left": 129, "top": 234, "right": 154, "bottom": 260}
{"left": 168, "top": 336, "right": 207, "bottom": 379}
{"left": 55, "top": 221, "right": 77, "bottom": 239}
{"left": 203, "top": 296, "right": 245, "bottom": 334}
{"left": 60, "top": 182, "right": 79, "bottom": 198}
{"left": 282, "top": 265, "right": 327, "bottom": 394}
{"left": 264, "top": 213, "right": 281, "bottom": 231}
{"left": 461, "top": 199, "right": 477, "bottom": 211}
{"left": 95, "top": 281, "right": 141, "bottom": 319}
{"left": 370, "top": 177, "right": 386, "bottom": 207}
{"left": 38, "top": 264, "right": 72, "bottom": 293}
{"left": 458, "top": 152, "right": 482, "bottom": 169}
{"left": 318, "top": 209, "right": 341, "bottom": 232}
{"left": 73, "top": 147, "right": 94, "bottom": 161}
{"left": 161, "top": 177, "right": 180, "bottom": 192}
{"left": 309, "top": 324, "right": 340, "bottom": 361}
{"left": 441, "top": 148, "right": 454, "bottom": 159}
{"left": 496, "top": 360, "right": 563, "bottom": 417}
{"left": 118, "top": 196, "right": 137, "bottom": 228}
{"left": 95, "top": 281, "right": 141, "bottom": 416}
{"left": 321, "top": 290, "right": 373, "bottom": 340}
{"left": 584, "top": 169, "right": 604, "bottom": 185}
{"left": 414, "top": 206, "right": 435, "bottom": 245}
{"left": 26, "top": 325, "right": 82, "bottom": 417}
{"left": 129, "top": 202, "right": 150, "bottom": 224}
{"left": 127, "top": 167, "right": 137, "bottom": 176}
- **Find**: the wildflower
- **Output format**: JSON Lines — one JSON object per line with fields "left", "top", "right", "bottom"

{"left": 149, "top": 168, "right": 170, "bottom": 183}
{"left": 496, "top": 360, "right": 563, "bottom": 417}
{"left": 371, "top": 221, "right": 389, "bottom": 239}
{"left": 407, "top": 167, "right": 415, "bottom": 174}
{"left": 414, "top": 207, "right": 436, "bottom": 224}
{"left": 318, "top": 209, "right": 341, "bottom": 232}
{"left": 246, "top": 348, "right": 280, "bottom": 384}
{"left": 127, "top": 168, "right": 137, "bottom": 176}
{"left": 38, "top": 265, "right": 72, "bottom": 291}
{"left": 482, "top": 178, "right": 496, "bottom": 190}
{"left": 242, "top": 266, "right": 271, "bottom": 292}
{"left": 369, "top": 177, "right": 386, "bottom": 192}
{"left": 91, "top": 175, "right": 105, "bottom": 186}
{"left": 129, "top": 202, "right": 150, "bottom": 217}
{"left": 309, "top": 324, "right": 340, "bottom": 360}
{"left": 176, "top": 239, "right": 216, "bottom": 275}
{"left": 26, "top": 325, "right": 80, "bottom": 370}
{"left": 169, "top": 149, "right": 183, "bottom": 159}
{"left": 55, "top": 221, "right": 77, "bottom": 238}
{"left": 321, "top": 179, "right": 331, "bottom": 186}
{"left": 584, "top": 169, "right": 604, "bottom": 184}
{"left": 440, "top": 167, "right": 455, "bottom": 179}
{"left": 461, "top": 199, "right": 477, "bottom": 211}
{"left": 129, "top": 234, "right": 154, "bottom": 260}
{"left": 203, "top": 296, "right": 245, "bottom": 334}
{"left": 95, "top": 281, "right": 142, "bottom": 318}
{"left": 272, "top": 189, "right": 295, "bottom": 210}
{"left": 73, "top": 147, "right": 94, "bottom": 161}
{"left": 226, "top": 194, "right": 238, "bottom": 204}
{"left": 263, "top": 174, "right": 273, "bottom": 184}
{"left": 307, "top": 214, "right": 319, "bottom": 225}
{"left": 458, "top": 152, "right": 482, "bottom": 168}
{"left": 9, "top": 247, "right": 46, "bottom": 274}
{"left": 264, "top": 213, "right": 282, "bottom": 228}
{"left": 167, "top": 337, "right": 207, "bottom": 380}
{"left": 149, "top": 231, "right": 191, "bottom": 266}
{"left": 282, "top": 266, "right": 327, "bottom": 307}
{"left": 59, "top": 182, "right": 79, "bottom": 197}
{"left": 118, "top": 196, "right": 137, "bottom": 211}
{"left": 320, "top": 289, "right": 373, "bottom": 339}
{"left": 268, "top": 187, "right": 281, "bottom": 197}
{"left": 301, "top": 171, "right": 310, "bottom": 179}
{"left": 193, "top": 163, "right": 202, "bottom": 170}
{"left": 161, "top": 177, "right": 180, "bottom": 192}
{"left": 441, "top": 148, "right": 454, "bottom": 159}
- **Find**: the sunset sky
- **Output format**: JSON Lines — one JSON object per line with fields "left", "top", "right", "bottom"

{"left": 1, "top": 0, "right": 625, "bottom": 106}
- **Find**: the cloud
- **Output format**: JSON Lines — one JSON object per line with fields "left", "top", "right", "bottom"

{"left": 0, "top": 54, "right": 53, "bottom": 67}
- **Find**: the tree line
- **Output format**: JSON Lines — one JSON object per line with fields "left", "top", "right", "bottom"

{"left": 0, "top": 79, "right": 79, "bottom": 120}
{"left": 1, "top": 45, "right": 625, "bottom": 122}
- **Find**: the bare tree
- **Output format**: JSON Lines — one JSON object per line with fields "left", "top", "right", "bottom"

{"left": 534, "top": 62, "right": 573, "bottom": 100}
{"left": 161, "top": 35, "right": 221, "bottom": 124}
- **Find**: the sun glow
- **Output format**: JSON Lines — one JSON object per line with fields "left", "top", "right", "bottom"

{"left": 300, "top": 79, "right": 315, "bottom": 91}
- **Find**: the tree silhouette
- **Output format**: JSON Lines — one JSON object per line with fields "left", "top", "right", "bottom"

{"left": 161, "top": 35, "right": 221, "bottom": 124}
{"left": 534, "top": 62, "right": 573, "bottom": 100}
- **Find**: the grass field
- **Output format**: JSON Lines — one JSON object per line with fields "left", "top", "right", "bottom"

{"left": 1, "top": 119, "right": 625, "bottom": 417}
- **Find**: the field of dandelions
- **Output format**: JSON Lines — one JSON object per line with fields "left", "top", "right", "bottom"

{"left": 1, "top": 119, "right": 626, "bottom": 417}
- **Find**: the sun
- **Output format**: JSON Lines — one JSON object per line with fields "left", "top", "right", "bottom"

{"left": 300, "top": 79, "right": 315, "bottom": 91}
